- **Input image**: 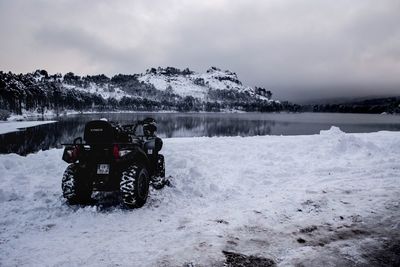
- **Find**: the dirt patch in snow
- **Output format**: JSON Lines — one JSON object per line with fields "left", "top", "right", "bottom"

{"left": 222, "top": 251, "right": 275, "bottom": 267}
{"left": 361, "top": 238, "right": 400, "bottom": 267}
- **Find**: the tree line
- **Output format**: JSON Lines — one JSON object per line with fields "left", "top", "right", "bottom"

{"left": 302, "top": 97, "right": 400, "bottom": 114}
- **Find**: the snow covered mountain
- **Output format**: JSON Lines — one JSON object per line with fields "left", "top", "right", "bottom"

{"left": 138, "top": 66, "right": 272, "bottom": 101}
{"left": 0, "top": 67, "right": 291, "bottom": 115}
{"left": 59, "top": 66, "right": 274, "bottom": 103}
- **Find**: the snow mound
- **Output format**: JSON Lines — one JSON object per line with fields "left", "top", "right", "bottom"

{"left": 320, "top": 127, "right": 381, "bottom": 155}
{"left": 320, "top": 126, "right": 345, "bottom": 136}
{"left": 1, "top": 132, "right": 400, "bottom": 266}
{"left": 335, "top": 135, "right": 381, "bottom": 155}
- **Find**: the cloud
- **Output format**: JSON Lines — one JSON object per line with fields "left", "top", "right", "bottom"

{"left": 0, "top": 0, "right": 399, "bottom": 101}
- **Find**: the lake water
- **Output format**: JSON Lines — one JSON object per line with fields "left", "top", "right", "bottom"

{"left": 1, "top": 112, "right": 399, "bottom": 155}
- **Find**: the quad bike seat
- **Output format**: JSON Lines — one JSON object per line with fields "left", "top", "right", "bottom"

{"left": 84, "top": 120, "right": 115, "bottom": 144}
{"left": 84, "top": 120, "right": 130, "bottom": 144}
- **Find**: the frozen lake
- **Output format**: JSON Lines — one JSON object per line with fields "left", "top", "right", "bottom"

{"left": 1, "top": 112, "right": 399, "bottom": 155}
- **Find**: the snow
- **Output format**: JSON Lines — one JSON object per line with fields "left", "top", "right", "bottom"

{"left": 7, "top": 109, "right": 64, "bottom": 121}
{"left": 138, "top": 67, "right": 275, "bottom": 102}
{"left": 6, "top": 108, "right": 95, "bottom": 121}
{"left": 64, "top": 83, "right": 128, "bottom": 100}
{"left": 0, "top": 128, "right": 399, "bottom": 266}
{"left": 139, "top": 74, "right": 208, "bottom": 99}
{"left": 0, "top": 121, "right": 57, "bottom": 134}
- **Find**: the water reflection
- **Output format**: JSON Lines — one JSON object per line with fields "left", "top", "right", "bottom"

{"left": 1, "top": 112, "right": 399, "bottom": 155}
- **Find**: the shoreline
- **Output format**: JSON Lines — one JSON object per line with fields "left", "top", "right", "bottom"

{"left": 5, "top": 109, "right": 399, "bottom": 122}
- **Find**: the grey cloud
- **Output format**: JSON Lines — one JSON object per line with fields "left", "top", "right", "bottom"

{"left": 0, "top": 0, "right": 399, "bottom": 102}
{"left": 34, "top": 26, "right": 141, "bottom": 72}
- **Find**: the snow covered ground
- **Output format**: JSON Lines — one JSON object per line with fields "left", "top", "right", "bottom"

{"left": 0, "top": 128, "right": 399, "bottom": 266}
{"left": 0, "top": 121, "right": 57, "bottom": 134}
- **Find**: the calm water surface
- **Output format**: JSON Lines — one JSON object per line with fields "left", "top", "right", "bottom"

{"left": 1, "top": 112, "right": 399, "bottom": 155}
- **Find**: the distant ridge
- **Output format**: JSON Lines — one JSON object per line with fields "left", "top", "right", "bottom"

{"left": 303, "top": 96, "right": 400, "bottom": 114}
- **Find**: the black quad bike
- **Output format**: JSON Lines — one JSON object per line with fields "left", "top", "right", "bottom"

{"left": 61, "top": 118, "right": 168, "bottom": 208}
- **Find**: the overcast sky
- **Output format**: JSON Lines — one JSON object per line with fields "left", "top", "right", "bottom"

{"left": 0, "top": 0, "right": 399, "bottom": 102}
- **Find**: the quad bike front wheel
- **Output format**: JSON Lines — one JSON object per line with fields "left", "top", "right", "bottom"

{"left": 120, "top": 164, "right": 150, "bottom": 208}
{"left": 62, "top": 164, "right": 92, "bottom": 204}
{"left": 151, "top": 154, "right": 169, "bottom": 190}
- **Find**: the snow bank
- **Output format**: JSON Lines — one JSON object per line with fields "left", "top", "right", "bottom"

{"left": 0, "top": 132, "right": 399, "bottom": 266}
{"left": 0, "top": 121, "right": 57, "bottom": 134}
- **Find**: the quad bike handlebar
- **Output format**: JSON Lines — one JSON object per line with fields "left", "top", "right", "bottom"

{"left": 126, "top": 118, "right": 157, "bottom": 136}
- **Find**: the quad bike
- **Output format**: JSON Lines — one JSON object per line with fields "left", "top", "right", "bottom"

{"left": 61, "top": 118, "right": 168, "bottom": 208}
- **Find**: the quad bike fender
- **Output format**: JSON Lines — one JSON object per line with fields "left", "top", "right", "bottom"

{"left": 118, "top": 146, "right": 150, "bottom": 170}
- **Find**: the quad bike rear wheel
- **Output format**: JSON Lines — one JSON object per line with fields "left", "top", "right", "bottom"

{"left": 120, "top": 164, "right": 150, "bottom": 208}
{"left": 62, "top": 164, "right": 93, "bottom": 204}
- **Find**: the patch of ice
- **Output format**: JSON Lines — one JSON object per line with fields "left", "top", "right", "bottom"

{"left": 0, "top": 121, "right": 57, "bottom": 134}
